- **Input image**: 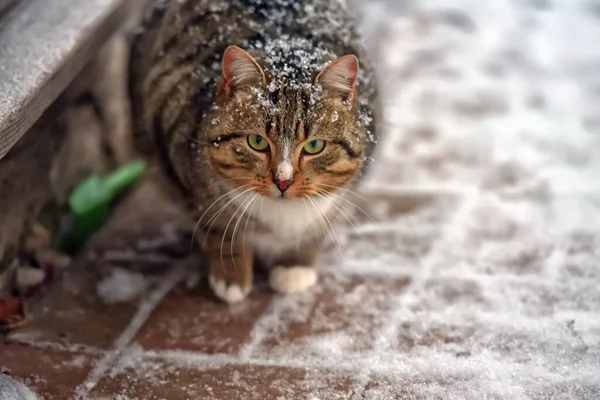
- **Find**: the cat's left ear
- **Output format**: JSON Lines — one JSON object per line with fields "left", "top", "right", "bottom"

{"left": 316, "top": 54, "right": 359, "bottom": 101}
{"left": 220, "top": 45, "right": 266, "bottom": 96}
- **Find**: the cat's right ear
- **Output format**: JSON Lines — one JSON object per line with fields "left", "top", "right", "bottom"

{"left": 315, "top": 54, "right": 359, "bottom": 101}
{"left": 219, "top": 45, "right": 266, "bottom": 96}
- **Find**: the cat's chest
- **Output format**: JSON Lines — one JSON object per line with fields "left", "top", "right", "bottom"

{"left": 234, "top": 194, "right": 336, "bottom": 258}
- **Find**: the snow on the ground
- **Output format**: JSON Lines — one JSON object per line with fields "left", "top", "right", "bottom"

{"left": 346, "top": 0, "right": 600, "bottom": 397}
{"left": 96, "top": 267, "right": 149, "bottom": 304}
{"left": 0, "top": 374, "right": 39, "bottom": 400}
{"left": 78, "top": 0, "right": 600, "bottom": 398}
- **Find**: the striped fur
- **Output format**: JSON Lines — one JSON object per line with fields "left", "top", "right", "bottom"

{"left": 129, "top": 0, "right": 380, "bottom": 302}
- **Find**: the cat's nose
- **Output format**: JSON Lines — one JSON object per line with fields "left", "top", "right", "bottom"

{"left": 274, "top": 161, "right": 294, "bottom": 193}
{"left": 274, "top": 177, "right": 293, "bottom": 193}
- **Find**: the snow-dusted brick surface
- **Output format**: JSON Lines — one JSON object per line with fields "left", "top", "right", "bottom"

{"left": 3, "top": 0, "right": 600, "bottom": 398}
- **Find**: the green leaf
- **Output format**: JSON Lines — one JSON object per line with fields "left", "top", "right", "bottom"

{"left": 68, "top": 175, "right": 111, "bottom": 216}
{"left": 104, "top": 160, "right": 147, "bottom": 197}
{"left": 57, "top": 159, "right": 147, "bottom": 253}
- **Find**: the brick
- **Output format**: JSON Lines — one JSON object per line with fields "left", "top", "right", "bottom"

{"left": 0, "top": 344, "right": 95, "bottom": 399}
{"left": 7, "top": 262, "right": 150, "bottom": 349}
{"left": 248, "top": 274, "right": 410, "bottom": 364}
{"left": 134, "top": 281, "right": 273, "bottom": 354}
{"left": 91, "top": 360, "right": 356, "bottom": 400}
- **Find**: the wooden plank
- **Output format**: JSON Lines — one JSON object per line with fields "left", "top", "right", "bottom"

{"left": 0, "top": 0, "right": 19, "bottom": 21}
{"left": 0, "top": 0, "right": 17, "bottom": 13}
{"left": 0, "top": 0, "right": 19, "bottom": 29}
{"left": 0, "top": 0, "right": 145, "bottom": 160}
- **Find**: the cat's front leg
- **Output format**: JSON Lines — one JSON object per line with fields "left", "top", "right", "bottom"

{"left": 204, "top": 232, "right": 253, "bottom": 303}
{"left": 269, "top": 243, "right": 320, "bottom": 294}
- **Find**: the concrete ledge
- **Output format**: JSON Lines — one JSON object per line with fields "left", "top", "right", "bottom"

{"left": 0, "top": 0, "right": 143, "bottom": 160}
{"left": 0, "top": 0, "right": 19, "bottom": 23}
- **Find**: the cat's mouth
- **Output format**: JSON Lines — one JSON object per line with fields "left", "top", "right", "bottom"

{"left": 270, "top": 185, "right": 290, "bottom": 200}
{"left": 248, "top": 177, "right": 321, "bottom": 200}
{"left": 262, "top": 184, "right": 301, "bottom": 201}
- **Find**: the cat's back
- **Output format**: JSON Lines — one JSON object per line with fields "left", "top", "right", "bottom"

{"left": 129, "top": 0, "right": 379, "bottom": 164}
{"left": 131, "top": 0, "right": 364, "bottom": 64}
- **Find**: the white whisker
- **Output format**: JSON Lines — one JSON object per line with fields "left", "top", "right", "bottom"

{"left": 221, "top": 192, "right": 255, "bottom": 273}
{"left": 190, "top": 184, "right": 250, "bottom": 249}
{"left": 314, "top": 185, "right": 374, "bottom": 221}
{"left": 314, "top": 182, "right": 373, "bottom": 204}
{"left": 314, "top": 190, "right": 362, "bottom": 239}
{"left": 301, "top": 197, "right": 325, "bottom": 239}
{"left": 202, "top": 186, "right": 256, "bottom": 249}
{"left": 229, "top": 193, "right": 258, "bottom": 269}
{"left": 306, "top": 196, "right": 343, "bottom": 259}
{"left": 242, "top": 194, "right": 259, "bottom": 255}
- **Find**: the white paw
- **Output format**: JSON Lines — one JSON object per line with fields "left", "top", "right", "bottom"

{"left": 269, "top": 266, "right": 317, "bottom": 294}
{"left": 209, "top": 275, "right": 251, "bottom": 304}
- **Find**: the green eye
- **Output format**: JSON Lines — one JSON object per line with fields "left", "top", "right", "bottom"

{"left": 248, "top": 134, "right": 269, "bottom": 151}
{"left": 303, "top": 139, "right": 326, "bottom": 155}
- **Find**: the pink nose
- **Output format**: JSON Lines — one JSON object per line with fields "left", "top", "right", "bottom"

{"left": 274, "top": 177, "right": 293, "bottom": 192}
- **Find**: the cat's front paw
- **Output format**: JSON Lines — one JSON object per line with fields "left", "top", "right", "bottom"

{"left": 209, "top": 275, "right": 251, "bottom": 303}
{"left": 269, "top": 266, "right": 317, "bottom": 294}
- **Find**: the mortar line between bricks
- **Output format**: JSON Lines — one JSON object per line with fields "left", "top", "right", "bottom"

{"left": 349, "top": 193, "right": 472, "bottom": 399}
{"left": 237, "top": 296, "right": 285, "bottom": 360}
{"left": 3, "top": 340, "right": 106, "bottom": 356}
{"left": 238, "top": 265, "right": 341, "bottom": 360}
{"left": 72, "top": 261, "right": 188, "bottom": 399}
{"left": 122, "top": 347, "right": 378, "bottom": 376}
{"left": 109, "top": 344, "right": 599, "bottom": 386}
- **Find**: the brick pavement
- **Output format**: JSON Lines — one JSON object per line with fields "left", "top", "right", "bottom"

{"left": 3, "top": 0, "right": 600, "bottom": 398}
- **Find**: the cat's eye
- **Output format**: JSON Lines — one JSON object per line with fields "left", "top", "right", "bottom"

{"left": 248, "top": 134, "right": 269, "bottom": 152}
{"left": 303, "top": 139, "right": 326, "bottom": 155}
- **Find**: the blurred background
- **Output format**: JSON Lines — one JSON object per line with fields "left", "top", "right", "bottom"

{"left": 0, "top": 0, "right": 599, "bottom": 398}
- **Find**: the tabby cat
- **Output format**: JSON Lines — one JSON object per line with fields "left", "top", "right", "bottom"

{"left": 129, "top": 0, "right": 379, "bottom": 303}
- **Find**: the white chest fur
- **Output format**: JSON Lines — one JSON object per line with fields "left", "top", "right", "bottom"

{"left": 232, "top": 193, "right": 336, "bottom": 261}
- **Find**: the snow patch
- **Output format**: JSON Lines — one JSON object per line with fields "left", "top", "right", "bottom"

{"left": 96, "top": 267, "right": 149, "bottom": 304}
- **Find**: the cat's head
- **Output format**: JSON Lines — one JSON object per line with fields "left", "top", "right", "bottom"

{"left": 204, "top": 45, "right": 366, "bottom": 200}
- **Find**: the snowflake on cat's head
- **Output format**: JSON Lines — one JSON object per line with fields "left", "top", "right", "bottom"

{"left": 262, "top": 35, "right": 334, "bottom": 91}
